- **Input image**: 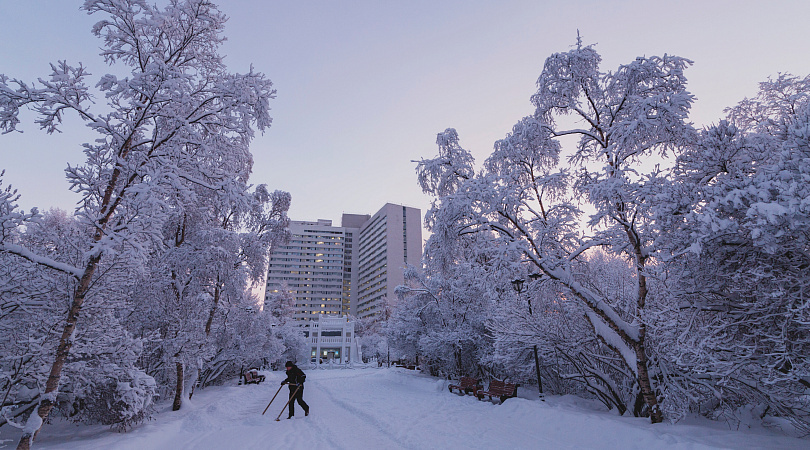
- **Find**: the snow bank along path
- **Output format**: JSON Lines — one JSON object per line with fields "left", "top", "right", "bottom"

{"left": 23, "top": 367, "right": 808, "bottom": 449}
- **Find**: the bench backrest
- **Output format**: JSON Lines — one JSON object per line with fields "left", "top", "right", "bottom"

{"left": 459, "top": 377, "right": 479, "bottom": 388}
{"left": 486, "top": 379, "right": 517, "bottom": 396}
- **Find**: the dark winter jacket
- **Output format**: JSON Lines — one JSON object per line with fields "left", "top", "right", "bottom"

{"left": 282, "top": 365, "right": 306, "bottom": 386}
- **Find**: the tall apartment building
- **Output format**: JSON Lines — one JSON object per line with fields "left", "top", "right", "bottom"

{"left": 354, "top": 203, "right": 422, "bottom": 319}
{"left": 264, "top": 219, "right": 352, "bottom": 321}
{"left": 265, "top": 203, "right": 422, "bottom": 322}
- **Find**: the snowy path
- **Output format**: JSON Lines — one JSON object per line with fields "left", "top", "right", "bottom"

{"left": 10, "top": 367, "right": 807, "bottom": 450}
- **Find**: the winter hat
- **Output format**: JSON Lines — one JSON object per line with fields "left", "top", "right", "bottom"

{"left": 285, "top": 361, "right": 294, "bottom": 368}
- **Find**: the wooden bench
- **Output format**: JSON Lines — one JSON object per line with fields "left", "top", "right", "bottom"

{"left": 448, "top": 377, "right": 482, "bottom": 395}
{"left": 476, "top": 379, "right": 519, "bottom": 403}
{"left": 243, "top": 368, "right": 265, "bottom": 385}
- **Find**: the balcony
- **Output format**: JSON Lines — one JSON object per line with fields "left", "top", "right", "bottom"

{"left": 309, "top": 336, "right": 352, "bottom": 345}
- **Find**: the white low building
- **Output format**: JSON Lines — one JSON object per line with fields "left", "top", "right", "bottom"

{"left": 306, "top": 314, "right": 361, "bottom": 364}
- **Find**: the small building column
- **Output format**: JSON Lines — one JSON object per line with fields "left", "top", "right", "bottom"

{"left": 341, "top": 317, "right": 348, "bottom": 363}
{"left": 314, "top": 318, "right": 321, "bottom": 364}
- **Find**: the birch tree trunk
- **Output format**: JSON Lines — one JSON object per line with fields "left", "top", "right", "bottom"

{"left": 17, "top": 153, "right": 126, "bottom": 447}
{"left": 173, "top": 362, "right": 184, "bottom": 411}
{"left": 17, "top": 255, "right": 101, "bottom": 449}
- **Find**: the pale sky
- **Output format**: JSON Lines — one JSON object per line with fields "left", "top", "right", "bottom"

{"left": 2, "top": 0, "right": 810, "bottom": 229}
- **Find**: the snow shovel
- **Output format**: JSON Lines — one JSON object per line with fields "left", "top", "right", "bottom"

{"left": 275, "top": 384, "right": 300, "bottom": 421}
{"left": 262, "top": 384, "right": 284, "bottom": 415}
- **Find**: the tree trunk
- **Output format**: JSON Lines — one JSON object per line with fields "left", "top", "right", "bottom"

{"left": 17, "top": 255, "right": 101, "bottom": 450}
{"left": 634, "top": 326, "right": 663, "bottom": 423}
{"left": 16, "top": 138, "right": 131, "bottom": 448}
{"left": 634, "top": 272, "right": 662, "bottom": 423}
{"left": 532, "top": 345, "right": 543, "bottom": 395}
{"left": 173, "top": 362, "right": 184, "bottom": 411}
{"left": 204, "top": 281, "right": 221, "bottom": 336}
{"left": 16, "top": 430, "right": 32, "bottom": 450}
{"left": 627, "top": 226, "right": 663, "bottom": 423}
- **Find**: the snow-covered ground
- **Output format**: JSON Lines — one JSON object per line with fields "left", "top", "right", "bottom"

{"left": 2, "top": 367, "right": 806, "bottom": 449}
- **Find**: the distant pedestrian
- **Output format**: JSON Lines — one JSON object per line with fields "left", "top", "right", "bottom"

{"left": 280, "top": 361, "right": 309, "bottom": 419}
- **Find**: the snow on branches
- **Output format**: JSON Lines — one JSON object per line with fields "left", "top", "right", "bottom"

{"left": 406, "top": 39, "right": 810, "bottom": 431}
{"left": 0, "top": 1, "right": 287, "bottom": 445}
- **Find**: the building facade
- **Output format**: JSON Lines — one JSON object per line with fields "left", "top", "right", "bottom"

{"left": 354, "top": 203, "right": 422, "bottom": 319}
{"left": 265, "top": 219, "right": 354, "bottom": 321}
{"left": 265, "top": 203, "right": 422, "bottom": 322}
{"left": 307, "top": 314, "right": 361, "bottom": 364}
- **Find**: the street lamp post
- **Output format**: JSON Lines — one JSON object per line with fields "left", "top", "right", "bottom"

{"left": 512, "top": 277, "right": 544, "bottom": 399}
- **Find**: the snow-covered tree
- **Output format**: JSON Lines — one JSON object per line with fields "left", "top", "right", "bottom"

{"left": 0, "top": 1, "right": 277, "bottom": 446}
{"left": 353, "top": 311, "right": 388, "bottom": 365}
{"left": 392, "top": 262, "right": 492, "bottom": 378}
{"left": 127, "top": 180, "right": 288, "bottom": 410}
{"left": 1, "top": 206, "right": 155, "bottom": 433}
{"left": 263, "top": 288, "right": 308, "bottom": 369}
{"left": 415, "top": 39, "right": 696, "bottom": 423}
{"left": 0, "top": 195, "right": 71, "bottom": 431}
{"left": 654, "top": 74, "right": 810, "bottom": 432}
{"left": 397, "top": 131, "right": 499, "bottom": 377}
{"left": 487, "top": 251, "right": 645, "bottom": 413}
